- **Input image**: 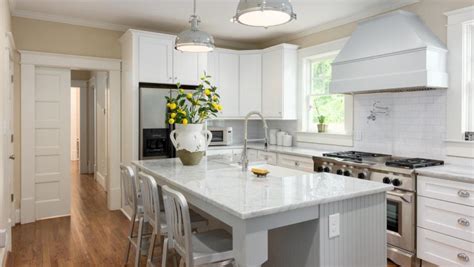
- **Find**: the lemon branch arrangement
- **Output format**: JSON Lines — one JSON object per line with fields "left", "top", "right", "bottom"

{"left": 165, "top": 73, "right": 222, "bottom": 125}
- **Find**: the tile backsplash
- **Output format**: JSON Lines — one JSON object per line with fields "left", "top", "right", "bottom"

{"left": 353, "top": 90, "right": 447, "bottom": 160}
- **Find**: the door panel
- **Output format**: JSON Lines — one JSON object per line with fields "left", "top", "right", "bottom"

{"left": 34, "top": 67, "right": 71, "bottom": 220}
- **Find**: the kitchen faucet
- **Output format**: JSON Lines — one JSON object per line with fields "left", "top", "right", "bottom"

{"left": 241, "top": 111, "right": 268, "bottom": 171}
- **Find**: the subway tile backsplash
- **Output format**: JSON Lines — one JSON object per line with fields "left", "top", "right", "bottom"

{"left": 353, "top": 90, "right": 447, "bottom": 160}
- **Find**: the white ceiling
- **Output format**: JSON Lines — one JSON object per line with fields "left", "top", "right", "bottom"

{"left": 11, "top": 0, "right": 418, "bottom": 45}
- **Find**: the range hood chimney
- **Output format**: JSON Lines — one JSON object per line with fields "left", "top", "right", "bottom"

{"left": 330, "top": 10, "right": 448, "bottom": 94}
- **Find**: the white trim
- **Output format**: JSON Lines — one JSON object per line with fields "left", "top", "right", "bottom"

{"left": 295, "top": 132, "right": 353, "bottom": 147}
{"left": 445, "top": 7, "right": 474, "bottom": 158}
{"left": 14, "top": 210, "right": 19, "bottom": 224}
{"left": 96, "top": 172, "right": 106, "bottom": 190}
{"left": 445, "top": 140, "right": 474, "bottom": 159}
{"left": 296, "top": 38, "right": 353, "bottom": 144}
{"left": 20, "top": 51, "right": 122, "bottom": 224}
{"left": 20, "top": 50, "right": 121, "bottom": 71}
{"left": 260, "top": 0, "right": 419, "bottom": 46}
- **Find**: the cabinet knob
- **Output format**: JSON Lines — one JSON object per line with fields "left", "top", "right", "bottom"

{"left": 294, "top": 161, "right": 300, "bottom": 167}
{"left": 458, "top": 218, "right": 470, "bottom": 227}
{"left": 169, "top": 77, "right": 173, "bottom": 80}
{"left": 457, "top": 253, "right": 470, "bottom": 262}
{"left": 458, "top": 190, "right": 470, "bottom": 198}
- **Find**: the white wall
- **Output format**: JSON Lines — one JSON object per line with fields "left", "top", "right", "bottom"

{"left": 70, "top": 87, "right": 80, "bottom": 161}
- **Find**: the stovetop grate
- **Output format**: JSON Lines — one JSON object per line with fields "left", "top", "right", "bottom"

{"left": 385, "top": 158, "right": 444, "bottom": 169}
{"left": 323, "top": 151, "right": 391, "bottom": 161}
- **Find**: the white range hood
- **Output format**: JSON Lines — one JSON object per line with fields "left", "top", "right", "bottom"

{"left": 330, "top": 10, "right": 448, "bottom": 94}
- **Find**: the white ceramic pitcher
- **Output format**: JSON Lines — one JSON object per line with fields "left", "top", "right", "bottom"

{"left": 170, "top": 124, "right": 212, "bottom": 165}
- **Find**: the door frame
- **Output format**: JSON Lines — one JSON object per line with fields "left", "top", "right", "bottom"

{"left": 20, "top": 51, "right": 121, "bottom": 224}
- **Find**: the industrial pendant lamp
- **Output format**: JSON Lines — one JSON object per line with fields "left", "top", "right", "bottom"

{"left": 232, "top": 0, "right": 297, "bottom": 28}
{"left": 175, "top": 0, "right": 215, "bottom": 52}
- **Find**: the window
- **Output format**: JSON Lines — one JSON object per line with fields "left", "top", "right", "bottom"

{"left": 305, "top": 55, "right": 345, "bottom": 133}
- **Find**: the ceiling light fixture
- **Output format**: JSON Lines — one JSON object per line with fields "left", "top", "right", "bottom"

{"left": 175, "top": 0, "right": 215, "bottom": 52}
{"left": 232, "top": 0, "right": 297, "bottom": 28}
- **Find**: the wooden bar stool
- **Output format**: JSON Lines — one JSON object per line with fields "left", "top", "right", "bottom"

{"left": 162, "top": 185, "right": 235, "bottom": 267}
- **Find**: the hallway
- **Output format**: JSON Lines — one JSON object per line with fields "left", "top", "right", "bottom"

{"left": 8, "top": 162, "right": 130, "bottom": 266}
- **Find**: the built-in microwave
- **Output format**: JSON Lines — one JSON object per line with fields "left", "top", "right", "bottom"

{"left": 208, "top": 127, "right": 233, "bottom": 146}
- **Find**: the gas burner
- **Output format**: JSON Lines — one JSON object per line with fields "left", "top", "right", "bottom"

{"left": 323, "top": 151, "right": 392, "bottom": 163}
{"left": 385, "top": 158, "right": 444, "bottom": 169}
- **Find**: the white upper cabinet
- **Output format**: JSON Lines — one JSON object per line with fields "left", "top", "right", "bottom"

{"left": 138, "top": 35, "right": 174, "bottom": 84}
{"left": 218, "top": 51, "right": 240, "bottom": 117}
{"left": 239, "top": 53, "right": 262, "bottom": 116}
{"left": 205, "top": 51, "right": 220, "bottom": 86}
{"left": 262, "top": 44, "right": 298, "bottom": 119}
{"left": 173, "top": 51, "right": 207, "bottom": 86}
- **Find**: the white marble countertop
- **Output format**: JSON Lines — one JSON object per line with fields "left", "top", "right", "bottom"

{"left": 416, "top": 164, "right": 474, "bottom": 184}
{"left": 208, "top": 143, "right": 330, "bottom": 158}
{"left": 133, "top": 156, "right": 392, "bottom": 220}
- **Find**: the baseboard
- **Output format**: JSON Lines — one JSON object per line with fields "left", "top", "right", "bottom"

{"left": 96, "top": 172, "right": 106, "bottom": 191}
{"left": 120, "top": 206, "right": 133, "bottom": 221}
{"left": 0, "top": 247, "right": 5, "bottom": 267}
{"left": 15, "top": 209, "right": 20, "bottom": 224}
{"left": 20, "top": 197, "right": 35, "bottom": 224}
{"left": 107, "top": 187, "right": 121, "bottom": 210}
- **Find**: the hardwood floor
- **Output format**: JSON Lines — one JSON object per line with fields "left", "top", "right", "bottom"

{"left": 8, "top": 161, "right": 397, "bottom": 266}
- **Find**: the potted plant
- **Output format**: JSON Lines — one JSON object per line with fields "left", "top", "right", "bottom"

{"left": 317, "top": 115, "right": 328, "bottom": 133}
{"left": 166, "top": 73, "right": 222, "bottom": 165}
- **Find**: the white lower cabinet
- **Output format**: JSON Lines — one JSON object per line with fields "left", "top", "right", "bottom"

{"left": 417, "top": 176, "right": 474, "bottom": 266}
{"left": 277, "top": 153, "right": 314, "bottom": 172}
{"left": 256, "top": 151, "right": 277, "bottom": 165}
{"left": 418, "top": 228, "right": 473, "bottom": 266}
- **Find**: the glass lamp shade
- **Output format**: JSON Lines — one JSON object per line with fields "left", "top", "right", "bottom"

{"left": 233, "top": 0, "right": 296, "bottom": 27}
{"left": 175, "top": 15, "right": 215, "bottom": 52}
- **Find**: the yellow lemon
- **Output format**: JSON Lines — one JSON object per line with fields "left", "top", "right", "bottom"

{"left": 179, "top": 89, "right": 184, "bottom": 94}
{"left": 168, "top": 118, "right": 175, "bottom": 124}
{"left": 182, "top": 118, "right": 188, "bottom": 125}
{"left": 217, "top": 104, "right": 223, "bottom": 111}
{"left": 212, "top": 103, "right": 219, "bottom": 110}
{"left": 181, "top": 110, "right": 187, "bottom": 116}
{"left": 204, "top": 89, "right": 211, "bottom": 96}
{"left": 166, "top": 103, "right": 171, "bottom": 108}
{"left": 212, "top": 95, "right": 218, "bottom": 100}
{"left": 170, "top": 113, "right": 176, "bottom": 118}
{"left": 169, "top": 103, "right": 177, "bottom": 110}
{"left": 186, "top": 93, "right": 193, "bottom": 99}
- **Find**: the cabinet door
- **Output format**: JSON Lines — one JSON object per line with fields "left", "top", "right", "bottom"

{"left": 173, "top": 51, "right": 206, "bottom": 86}
{"left": 262, "top": 49, "right": 283, "bottom": 118}
{"left": 239, "top": 54, "right": 262, "bottom": 116}
{"left": 139, "top": 36, "right": 173, "bottom": 84}
{"left": 218, "top": 52, "right": 240, "bottom": 117}
{"left": 206, "top": 51, "right": 219, "bottom": 86}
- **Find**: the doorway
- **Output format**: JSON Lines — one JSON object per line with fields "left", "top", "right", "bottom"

{"left": 20, "top": 51, "right": 121, "bottom": 224}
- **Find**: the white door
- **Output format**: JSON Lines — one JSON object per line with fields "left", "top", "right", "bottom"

{"left": 23, "top": 67, "right": 71, "bottom": 221}
{"left": 239, "top": 53, "right": 262, "bottom": 116}
{"left": 173, "top": 51, "right": 200, "bottom": 86}
{"left": 262, "top": 49, "right": 283, "bottom": 118}
{"left": 138, "top": 36, "right": 173, "bottom": 84}
{"left": 70, "top": 87, "right": 80, "bottom": 161}
{"left": 218, "top": 52, "right": 240, "bottom": 117}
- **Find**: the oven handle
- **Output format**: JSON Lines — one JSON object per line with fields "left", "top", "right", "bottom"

{"left": 387, "top": 190, "right": 414, "bottom": 203}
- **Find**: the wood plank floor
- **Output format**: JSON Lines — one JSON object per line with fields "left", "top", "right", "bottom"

{"left": 8, "top": 161, "right": 397, "bottom": 266}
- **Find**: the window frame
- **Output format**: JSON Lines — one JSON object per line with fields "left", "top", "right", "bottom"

{"left": 296, "top": 37, "right": 353, "bottom": 146}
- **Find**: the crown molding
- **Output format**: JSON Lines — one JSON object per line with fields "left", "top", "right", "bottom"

{"left": 259, "top": 0, "right": 420, "bottom": 47}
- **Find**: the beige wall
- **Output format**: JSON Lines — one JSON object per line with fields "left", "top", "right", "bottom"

{"left": 71, "top": 70, "right": 91, "bottom": 81}
{"left": 261, "top": 0, "right": 474, "bottom": 48}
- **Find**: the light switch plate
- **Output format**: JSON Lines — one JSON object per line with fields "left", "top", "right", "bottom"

{"left": 329, "top": 213, "right": 340, "bottom": 239}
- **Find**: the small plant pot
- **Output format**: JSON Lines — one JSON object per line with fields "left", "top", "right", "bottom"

{"left": 317, "top": 124, "right": 328, "bottom": 133}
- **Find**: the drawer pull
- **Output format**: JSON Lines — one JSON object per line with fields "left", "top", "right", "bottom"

{"left": 294, "top": 161, "right": 300, "bottom": 167}
{"left": 458, "top": 190, "right": 470, "bottom": 198}
{"left": 458, "top": 218, "right": 470, "bottom": 227}
{"left": 457, "top": 253, "right": 470, "bottom": 262}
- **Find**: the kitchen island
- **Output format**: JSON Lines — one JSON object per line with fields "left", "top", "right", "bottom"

{"left": 133, "top": 156, "right": 392, "bottom": 267}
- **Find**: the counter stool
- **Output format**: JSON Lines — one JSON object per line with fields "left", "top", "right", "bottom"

{"left": 161, "top": 185, "right": 235, "bottom": 267}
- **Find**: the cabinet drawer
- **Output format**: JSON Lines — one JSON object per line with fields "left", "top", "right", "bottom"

{"left": 257, "top": 151, "right": 277, "bottom": 165}
{"left": 418, "top": 196, "right": 474, "bottom": 242}
{"left": 277, "top": 153, "right": 313, "bottom": 172}
{"left": 247, "top": 149, "right": 258, "bottom": 161}
{"left": 206, "top": 149, "right": 233, "bottom": 156}
{"left": 417, "top": 228, "right": 474, "bottom": 266}
{"left": 418, "top": 176, "right": 474, "bottom": 206}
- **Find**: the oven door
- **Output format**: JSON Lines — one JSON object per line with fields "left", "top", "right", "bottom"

{"left": 387, "top": 190, "right": 416, "bottom": 252}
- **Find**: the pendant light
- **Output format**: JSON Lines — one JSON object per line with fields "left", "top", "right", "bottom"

{"left": 232, "top": 0, "right": 297, "bottom": 28}
{"left": 175, "top": 0, "right": 215, "bottom": 52}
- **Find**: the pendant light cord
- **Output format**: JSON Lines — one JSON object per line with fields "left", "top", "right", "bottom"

{"left": 193, "top": 0, "right": 196, "bottom": 16}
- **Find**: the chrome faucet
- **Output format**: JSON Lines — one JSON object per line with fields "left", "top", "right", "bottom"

{"left": 241, "top": 111, "right": 268, "bottom": 171}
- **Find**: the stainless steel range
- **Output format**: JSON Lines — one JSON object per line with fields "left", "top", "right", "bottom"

{"left": 313, "top": 151, "right": 443, "bottom": 267}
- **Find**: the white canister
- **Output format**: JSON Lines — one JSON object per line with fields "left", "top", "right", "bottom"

{"left": 269, "top": 129, "right": 279, "bottom": 145}
{"left": 283, "top": 134, "right": 293, "bottom": 147}
{"left": 276, "top": 131, "right": 286, "bottom": 146}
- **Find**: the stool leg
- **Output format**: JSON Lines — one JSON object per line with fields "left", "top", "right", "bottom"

{"left": 124, "top": 211, "right": 137, "bottom": 265}
{"left": 161, "top": 237, "right": 168, "bottom": 267}
{"left": 135, "top": 217, "right": 144, "bottom": 267}
{"left": 147, "top": 230, "right": 157, "bottom": 267}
